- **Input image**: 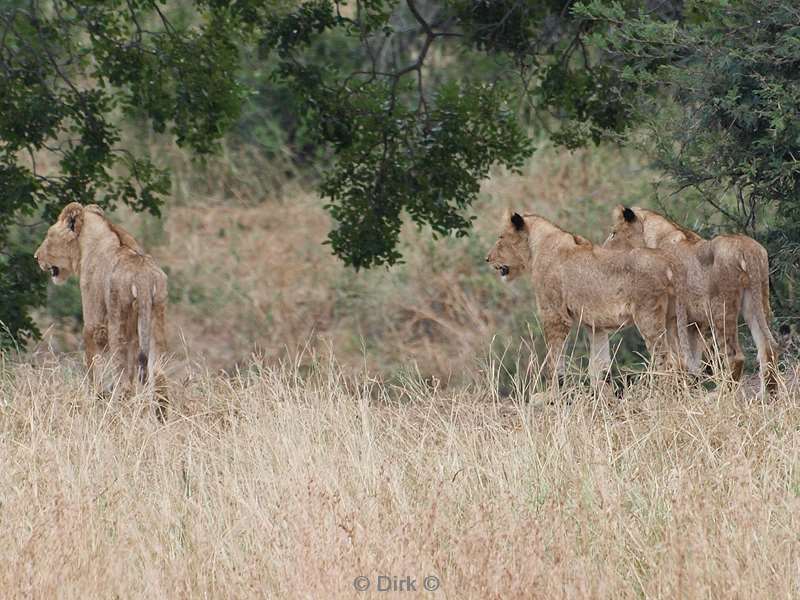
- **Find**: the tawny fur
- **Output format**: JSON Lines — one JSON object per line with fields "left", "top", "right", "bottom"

{"left": 34, "top": 203, "right": 169, "bottom": 415}
{"left": 604, "top": 205, "right": 779, "bottom": 393}
{"left": 486, "top": 212, "right": 689, "bottom": 386}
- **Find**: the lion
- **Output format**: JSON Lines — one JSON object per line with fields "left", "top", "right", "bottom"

{"left": 34, "top": 202, "right": 169, "bottom": 417}
{"left": 486, "top": 212, "right": 690, "bottom": 389}
{"left": 604, "top": 205, "right": 779, "bottom": 395}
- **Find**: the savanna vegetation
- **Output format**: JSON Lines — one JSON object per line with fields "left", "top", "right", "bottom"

{"left": 2, "top": 0, "right": 799, "bottom": 597}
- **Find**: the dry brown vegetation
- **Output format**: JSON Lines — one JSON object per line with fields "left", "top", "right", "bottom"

{"left": 2, "top": 354, "right": 800, "bottom": 597}
{"left": 11, "top": 141, "right": 800, "bottom": 597}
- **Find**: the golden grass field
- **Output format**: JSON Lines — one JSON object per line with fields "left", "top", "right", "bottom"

{"left": 7, "top": 141, "right": 800, "bottom": 598}
{"left": 3, "top": 354, "right": 800, "bottom": 598}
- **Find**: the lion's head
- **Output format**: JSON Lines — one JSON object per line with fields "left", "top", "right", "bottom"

{"left": 486, "top": 212, "right": 531, "bottom": 282}
{"left": 604, "top": 205, "right": 645, "bottom": 250}
{"left": 34, "top": 203, "right": 85, "bottom": 285}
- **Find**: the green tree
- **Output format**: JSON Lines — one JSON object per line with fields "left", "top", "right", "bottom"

{"left": 0, "top": 0, "right": 255, "bottom": 347}
{"left": 255, "top": 0, "right": 637, "bottom": 268}
{"left": 575, "top": 0, "right": 800, "bottom": 321}
{"left": 4, "top": 0, "right": 604, "bottom": 346}
{"left": 14, "top": 0, "right": 747, "bottom": 349}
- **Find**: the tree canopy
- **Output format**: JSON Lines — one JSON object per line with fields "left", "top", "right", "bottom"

{"left": 0, "top": 0, "right": 252, "bottom": 345}
{"left": 577, "top": 0, "right": 800, "bottom": 317}
{"left": 1, "top": 0, "right": 797, "bottom": 347}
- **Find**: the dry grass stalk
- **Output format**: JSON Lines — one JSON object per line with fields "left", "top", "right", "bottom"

{"left": 1, "top": 351, "right": 798, "bottom": 598}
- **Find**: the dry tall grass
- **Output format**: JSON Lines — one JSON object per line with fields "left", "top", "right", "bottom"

{"left": 19, "top": 133, "right": 800, "bottom": 598}
{"left": 2, "top": 351, "right": 799, "bottom": 598}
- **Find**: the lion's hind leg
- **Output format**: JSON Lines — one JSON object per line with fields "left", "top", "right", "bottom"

{"left": 107, "top": 296, "right": 137, "bottom": 399}
{"left": 713, "top": 301, "right": 744, "bottom": 383}
{"left": 742, "top": 286, "right": 779, "bottom": 396}
{"left": 150, "top": 299, "right": 169, "bottom": 421}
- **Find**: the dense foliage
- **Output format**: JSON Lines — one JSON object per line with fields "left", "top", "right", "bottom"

{"left": 2, "top": 0, "right": 797, "bottom": 347}
{"left": 256, "top": 0, "right": 635, "bottom": 267}
{"left": 0, "top": 0, "right": 251, "bottom": 345}
{"left": 576, "top": 0, "right": 800, "bottom": 321}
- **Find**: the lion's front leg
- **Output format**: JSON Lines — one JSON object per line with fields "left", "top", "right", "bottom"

{"left": 542, "top": 318, "right": 570, "bottom": 392}
{"left": 81, "top": 285, "right": 108, "bottom": 396}
{"left": 83, "top": 323, "right": 108, "bottom": 393}
{"left": 588, "top": 328, "right": 613, "bottom": 395}
{"left": 686, "top": 325, "right": 705, "bottom": 376}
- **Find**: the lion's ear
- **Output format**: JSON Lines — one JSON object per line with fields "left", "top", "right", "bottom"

{"left": 511, "top": 212, "right": 526, "bottom": 231}
{"left": 622, "top": 207, "right": 637, "bottom": 223}
{"left": 60, "top": 203, "right": 85, "bottom": 236}
{"left": 612, "top": 204, "right": 637, "bottom": 224}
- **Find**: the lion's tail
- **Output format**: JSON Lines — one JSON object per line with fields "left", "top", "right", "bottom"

{"left": 134, "top": 282, "right": 153, "bottom": 386}
{"left": 740, "top": 249, "right": 780, "bottom": 390}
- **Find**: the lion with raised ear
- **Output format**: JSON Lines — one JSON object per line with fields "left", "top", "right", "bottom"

{"left": 34, "top": 202, "right": 169, "bottom": 417}
{"left": 486, "top": 211, "right": 691, "bottom": 390}
{"left": 604, "top": 205, "right": 779, "bottom": 395}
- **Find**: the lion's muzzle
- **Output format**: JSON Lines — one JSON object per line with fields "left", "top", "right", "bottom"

{"left": 34, "top": 247, "right": 50, "bottom": 272}
{"left": 34, "top": 250, "right": 67, "bottom": 284}
{"left": 35, "top": 253, "right": 56, "bottom": 276}
{"left": 489, "top": 263, "right": 510, "bottom": 276}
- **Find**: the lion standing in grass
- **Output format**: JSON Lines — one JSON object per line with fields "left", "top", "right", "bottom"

{"left": 605, "top": 205, "right": 779, "bottom": 395}
{"left": 486, "top": 212, "right": 690, "bottom": 388}
{"left": 34, "top": 202, "right": 169, "bottom": 417}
